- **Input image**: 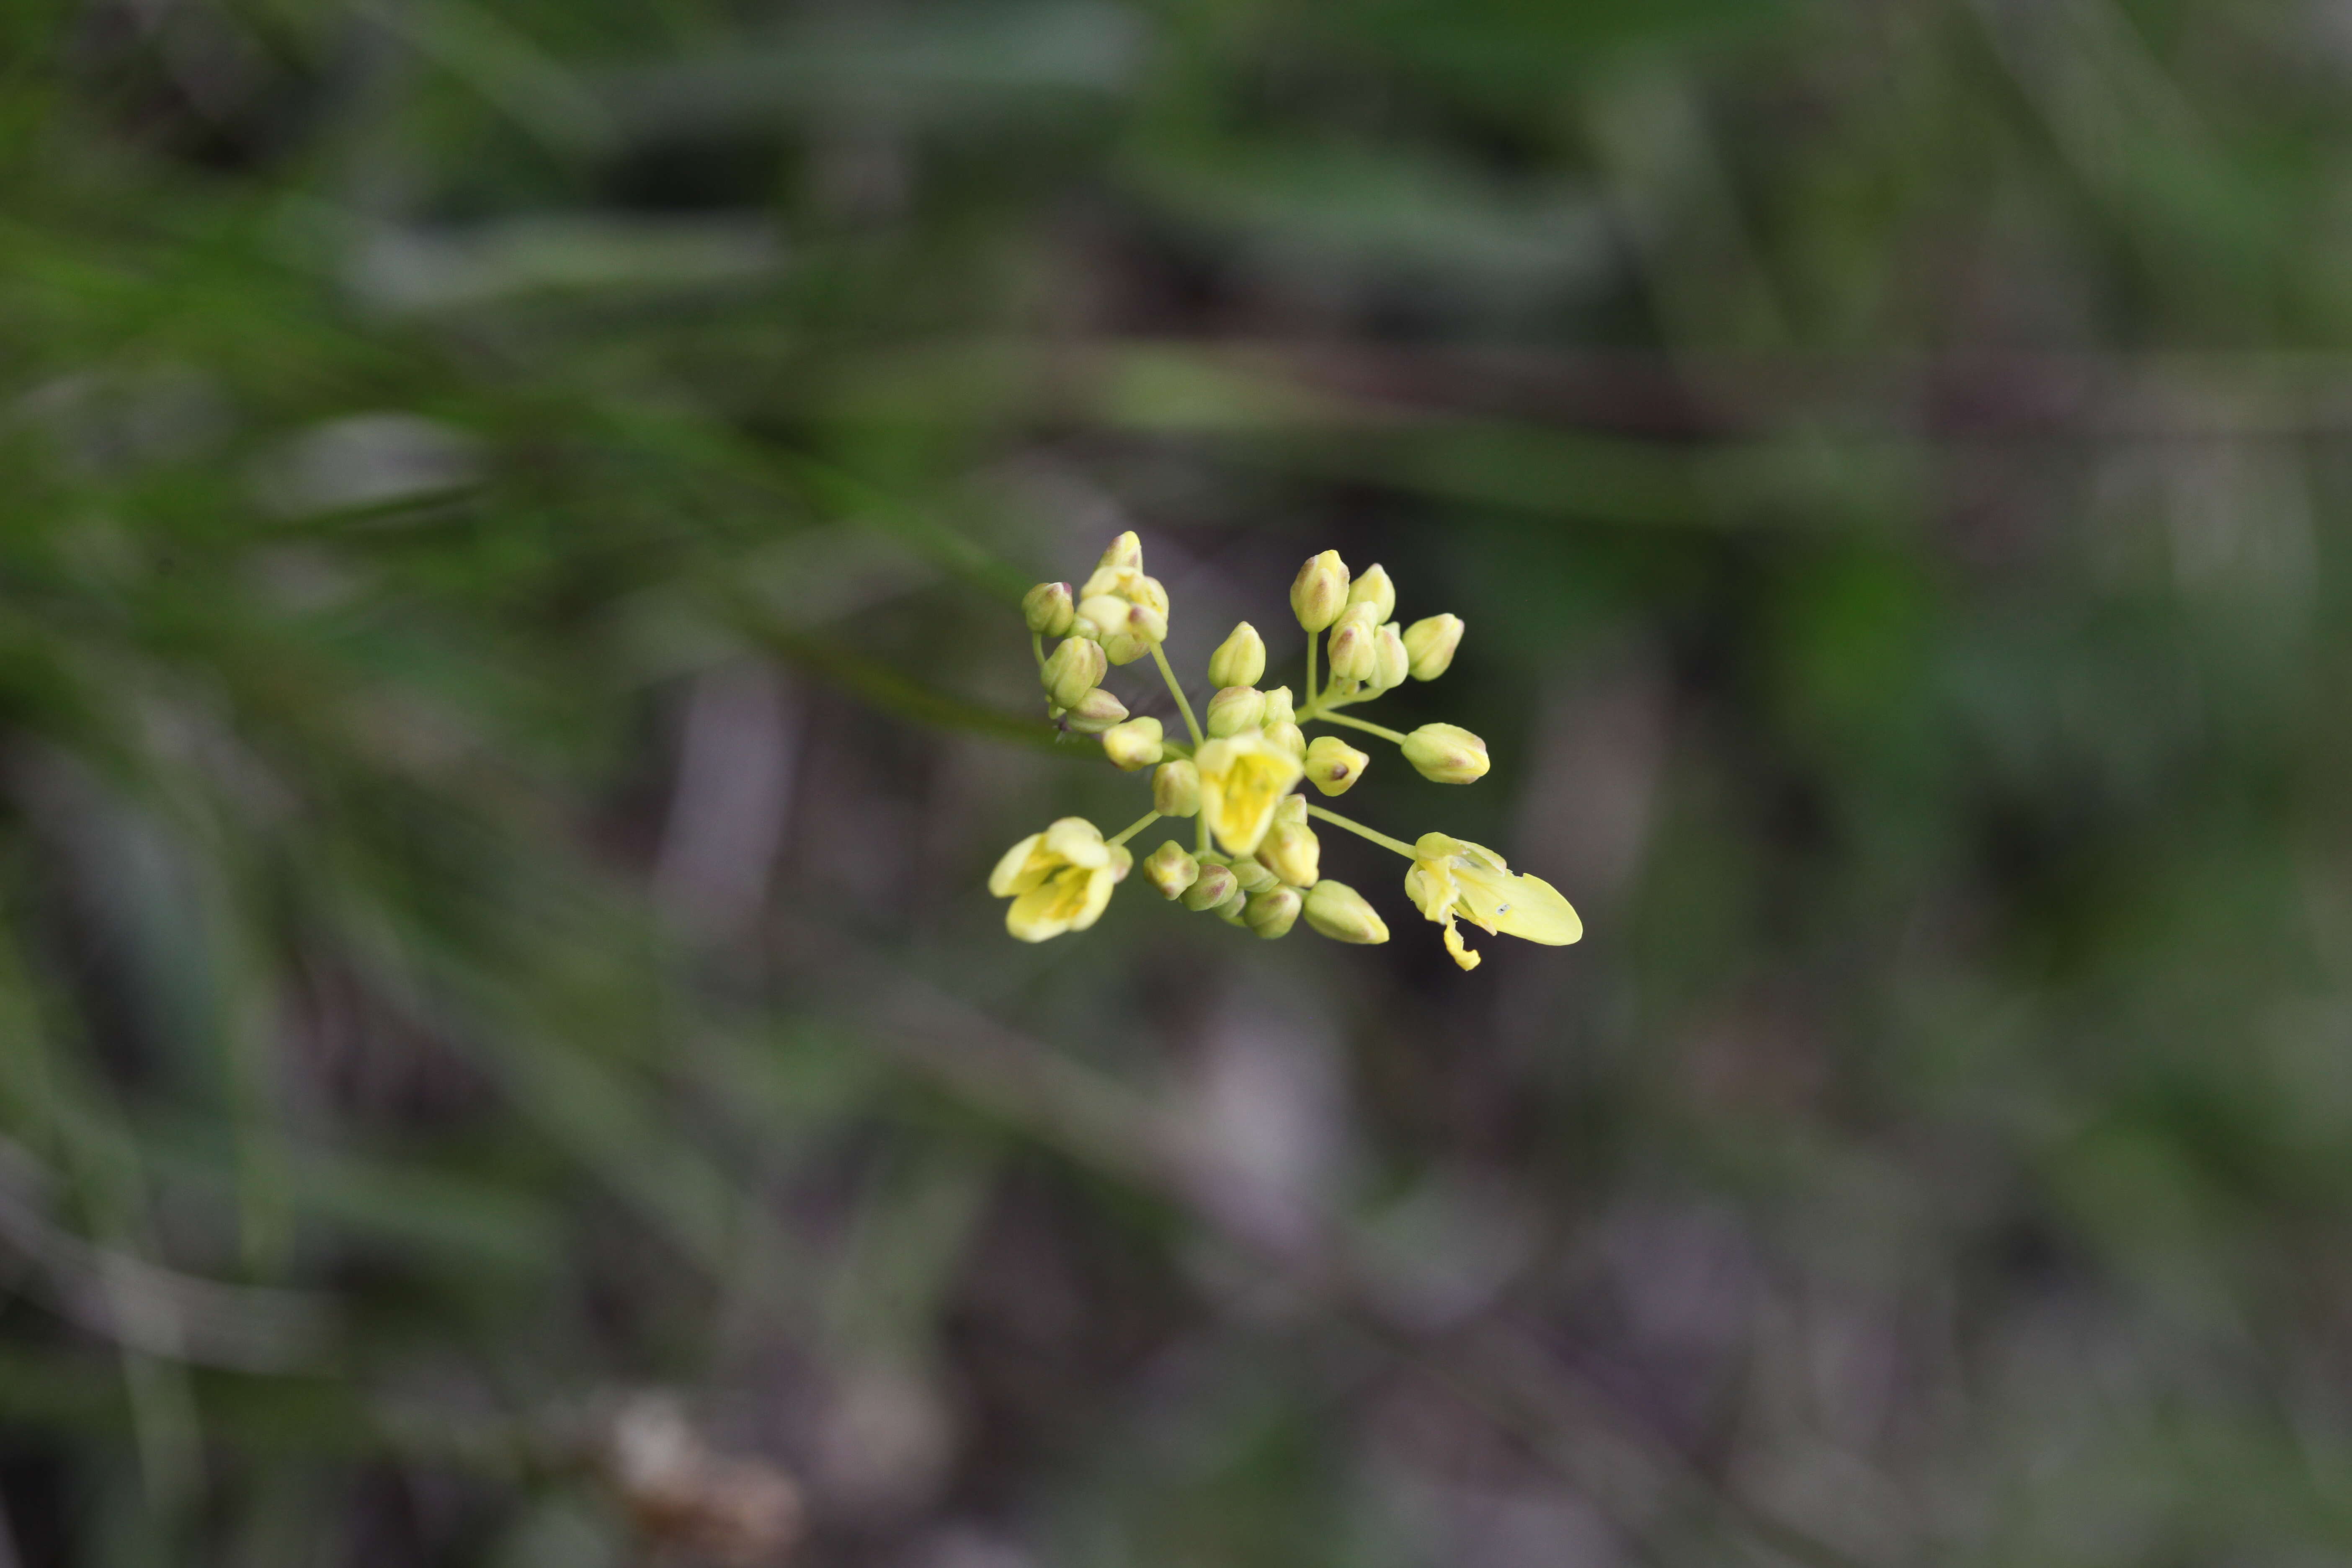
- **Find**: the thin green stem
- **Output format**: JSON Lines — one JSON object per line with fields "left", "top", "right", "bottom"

{"left": 1304, "top": 804, "right": 1419, "bottom": 859}
{"left": 1108, "top": 811, "right": 1161, "bottom": 848}
{"left": 1304, "top": 635, "right": 1317, "bottom": 719}
{"left": 1195, "top": 812, "right": 1209, "bottom": 856}
{"left": 1031, "top": 631, "right": 1047, "bottom": 671}
{"left": 1315, "top": 710, "right": 1408, "bottom": 744}
{"left": 1150, "top": 642, "right": 1205, "bottom": 748}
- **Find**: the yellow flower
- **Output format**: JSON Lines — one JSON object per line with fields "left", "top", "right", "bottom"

{"left": 1403, "top": 833, "right": 1581, "bottom": 972}
{"left": 988, "top": 818, "right": 1132, "bottom": 942}
{"left": 1193, "top": 733, "right": 1304, "bottom": 856}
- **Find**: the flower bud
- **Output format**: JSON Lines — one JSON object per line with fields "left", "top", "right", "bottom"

{"left": 1368, "top": 622, "right": 1409, "bottom": 694}
{"left": 1302, "top": 734, "right": 1369, "bottom": 795}
{"left": 1402, "top": 614, "right": 1463, "bottom": 681}
{"left": 1327, "top": 604, "right": 1378, "bottom": 683}
{"left": 1076, "top": 593, "right": 1128, "bottom": 636}
{"left": 1098, "top": 530, "right": 1143, "bottom": 572}
{"left": 1303, "top": 880, "right": 1390, "bottom": 944}
{"left": 1215, "top": 883, "right": 1251, "bottom": 925}
{"left": 1260, "top": 686, "right": 1296, "bottom": 726}
{"left": 1062, "top": 687, "right": 1130, "bottom": 734}
{"left": 1246, "top": 886, "right": 1302, "bottom": 939}
{"left": 1153, "top": 758, "right": 1200, "bottom": 817}
{"left": 1206, "top": 685, "right": 1266, "bottom": 737}
{"left": 1069, "top": 614, "right": 1101, "bottom": 641}
{"left": 1401, "top": 722, "right": 1489, "bottom": 783}
{"left": 1346, "top": 563, "right": 1396, "bottom": 624}
{"left": 1024, "top": 581, "right": 1075, "bottom": 637}
{"left": 1101, "top": 716, "right": 1163, "bottom": 771}
{"left": 1274, "top": 793, "right": 1307, "bottom": 826}
{"left": 1107, "top": 843, "right": 1133, "bottom": 882}
{"left": 1290, "top": 550, "right": 1350, "bottom": 632}
{"left": 1081, "top": 566, "right": 1168, "bottom": 616}
{"left": 1227, "top": 855, "right": 1278, "bottom": 894}
{"left": 1042, "top": 637, "right": 1107, "bottom": 708}
{"left": 1207, "top": 622, "right": 1266, "bottom": 689}
{"left": 1143, "top": 841, "right": 1199, "bottom": 900}
{"left": 1099, "top": 604, "right": 1167, "bottom": 665}
{"left": 1258, "top": 820, "right": 1320, "bottom": 888}
{"left": 1262, "top": 721, "right": 1306, "bottom": 759}
{"left": 1180, "top": 861, "right": 1238, "bottom": 911}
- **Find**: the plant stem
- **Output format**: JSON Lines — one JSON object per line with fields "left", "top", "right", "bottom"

{"left": 1149, "top": 643, "right": 1205, "bottom": 748}
{"left": 1304, "top": 804, "right": 1418, "bottom": 859}
{"left": 1032, "top": 631, "right": 1046, "bottom": 672}
{"left": 1304, "top": 634, "right": 1317, "bottom": 718}
{"left": 1315, "top": 710, "right": 1408, "bottom": 744}
{"left": 1108, "top": 811, "right": 1161, "bottom": 848}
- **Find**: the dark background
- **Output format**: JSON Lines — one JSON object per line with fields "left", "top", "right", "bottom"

{"left": 5, "top": 0, "right": 2350, "bottom": 1562}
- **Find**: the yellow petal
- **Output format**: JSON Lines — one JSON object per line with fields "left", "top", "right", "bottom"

{"left": 1042, "top": 817, "right": 1110, "bottom": 869}
{"left": 1403, "top": 859, "right": 1453, "bottom": 921}
{"left": 1067, "top": 865, "right": 1119, "bottom": 932}
{"left": 1439, "top": 915, "right": 1483, "bottom": 972}
{"left": 988, "top": 833, "right": 1044, "bottom": 897}
{"left": 1196, "top": 737, "right": 1304, "bottom": 856}
{"left": 1491, "top": 871, "right": 1581, "bottom": 946}
{"left": 1006, "top": 866, "right": 1100, "bottom": 941}
{"left": 1456, "top": 865, "right": 1581, "bottom": 946}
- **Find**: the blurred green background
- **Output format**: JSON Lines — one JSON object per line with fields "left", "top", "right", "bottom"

{"left": 6, "top": 0, "right": 2352, "bottom": 1562}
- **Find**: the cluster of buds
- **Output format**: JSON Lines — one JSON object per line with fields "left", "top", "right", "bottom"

{"left": 996, "top": 534, "right": 1580, "bottom": 971}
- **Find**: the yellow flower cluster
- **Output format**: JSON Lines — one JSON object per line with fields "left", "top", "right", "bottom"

{"left": 994, "top": 533, "right": 1580, "bottom": 970}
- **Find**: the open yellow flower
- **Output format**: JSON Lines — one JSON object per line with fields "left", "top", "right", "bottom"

{"left": 1403, "top": 833, "right": 1580, "bottom": 972}
{"left": 988, "top": 818, "right": 1132, "bottom": 941}
{"left": 1193, "top": 734, "right": 1305, "bottom": 856}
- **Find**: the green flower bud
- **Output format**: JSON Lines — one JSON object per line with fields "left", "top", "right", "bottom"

{"left": 1206, "top": 685, "right": 1267, "bottom": 737}
{"left": 1246, "top": 885, "right": 1302, "bottom": 939}
{"left": 1346, "top": 563, "right": 1396, "bottom": 624}
{"left": 1181, "top": 861, "right": 1239, "bottom": 911}
{"left": 1143, "top": 840, "right": 1199, "bottom": 900}
{"left": 1043, "top": 636, "right": 1107, "bottom": 708}
{"left": 1302, "top": 734, "right": 1369, "bottom": 795}
{"left": 1401, "top": 722, "right": 1489, "bottom": 783}
{"left": 1274, "top": 793, "right": 1308, "bottom": 826}
{"left": 1402, "top": 614, "right": 1463, "bottom": 681}
{"left": 1367, "top": 622, "right": 1409, "bottom": 694}
{"left": 1101, "top": 716, "right": 1163, "bottom": 771}
{"left": 1260, "top": 686, "right": 1296, "bottom": 726}
{"left": 1303, "top": 879, "right": 1390, "bottom": 944}
{"left": 1263, "top": 721, "right": 1306, "bottom": 759}
{"left": 1153, "top": 758, "right": 1201, "bottom": 817}
{"left": 1098, "top": 530, "right": 1143, "bottom": 572}
{"left": 1062, "top": 687, "right": 1130, "bottom": 734}
{"left": 1024, "top": 581, "right": 1075, "bottom": 637}
{"left": 1215, "top": 883, "right": 1251, "bottom": 925}
{"left": 1099, "top": 605, "right": 1168, "bottom": 665}
{"left": 1228, "top": 855, "right": 1279, "bottom": 894}
{"left": 1207, "top": 622, "right": 1266, "bottom": 689}
{"left": 1290, "top": 550, "right": 1350, "bottom": 632}
{"left": 1078, "top": 567, "right": 1170, "bottom": 666}
{"left": 1327, "top": 603, "right": 1378, "bottom": 683}
{"left": 1258, "top": 820, "right": 1320, "bottom": 888}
